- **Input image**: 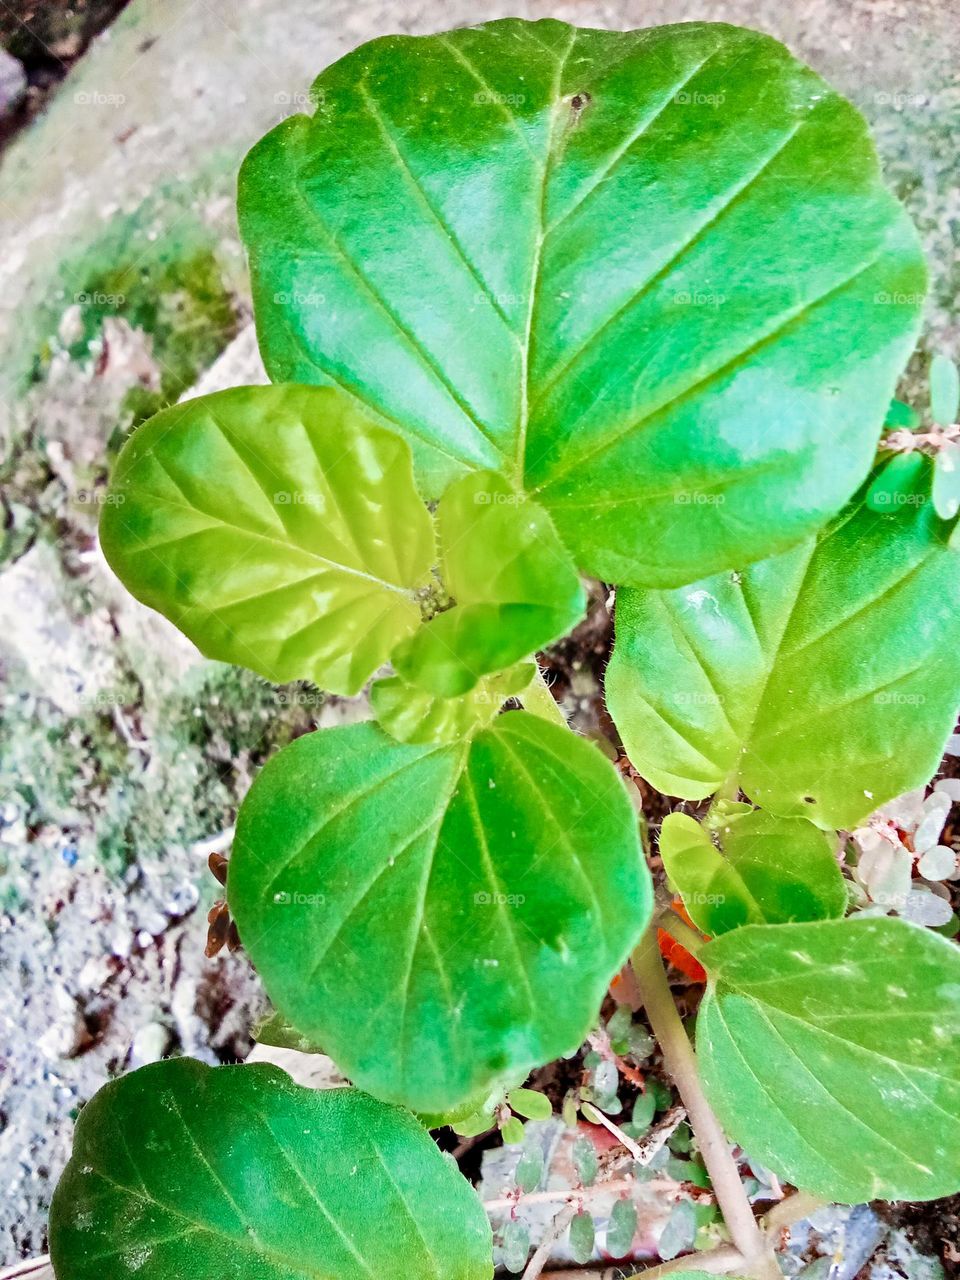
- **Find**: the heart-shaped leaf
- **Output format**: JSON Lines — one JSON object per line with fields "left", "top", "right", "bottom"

{"left": 239, "top": 18, "right": 923, "bottom": 589}
{"left": 371, "top": 662, "right": 534, "bottom": 744}
{"left": 606, "top": 490, "right": 960, "bottom": 829}
{"left": 101, "top": 385, "right": 434, "bottom": 695}
{"left": 660, "top": 809, "right": 846, "bottom": 936}
{"left": 393, "top": 471, "right": 585, "bottom": 696}
{"left": 228, "top": 714, "right": 650, "bottom": 1114}
{"left": 698, "top": 916, "right": 960, "bottom": 1202}
{"left": 50, "top": 1058, "right": 492, "bottom": 1280}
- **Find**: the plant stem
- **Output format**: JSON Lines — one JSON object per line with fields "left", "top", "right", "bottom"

{"left": 630, "top": 926, "right": 777, "bottom": 1279}
{"left": 654, "top": 908, "right": 705, "bottom": 960}
{"left": 523, "top": 665, "right": 567, "bottom": 726}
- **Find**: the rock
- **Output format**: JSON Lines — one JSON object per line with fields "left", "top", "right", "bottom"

{"left": 129, "top": 1021, "right": 171, "bottom": 1068}
{"left": 0, "top": 49, "right": 27, "bottom": 117}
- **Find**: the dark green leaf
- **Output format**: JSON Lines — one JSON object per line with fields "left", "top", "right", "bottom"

{"left": 101, "top": 385, "right": 434, "bottom": 695}
{"left": 49, "top": 1059, "right": 492, "bottom": 1280}
{"left": 515, "top": 1146, "right": 544, "bottom": 1193}
{"left": 659, "top": 809, "right": 846, "bottom": 935}
{"left": 573, "top": 1134, "right": 599, "bottom": 1187}
{"left": 239, "top": 19, "right": 923, "bottom": 588}
{"left": 866, "top": 450, "right": 928, "bottom": 513}
{"left": 569, "top": 1211, "right": 595, "bottom": 1264}
{"left": 698, "top": 916, "right": 960, "bottom": 1202}
{"left": 607, "top": 493, "right": 960, "bottom": 829}
{"left": 229, "top": 714, "right": 650, "bottom": 1114}
{"left": 884, "top": 398, "right": 919, "bottom": 429}
{"left": 500, "top": 1220, "right": 531, "bottom": 1273}
{"left": 606, "top": 1198, "right": 637, "bottom": 1256}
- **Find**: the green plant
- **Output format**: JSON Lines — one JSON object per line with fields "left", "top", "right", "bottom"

{"left": 49, "top": 17, "right": 960, "bottom": 1280}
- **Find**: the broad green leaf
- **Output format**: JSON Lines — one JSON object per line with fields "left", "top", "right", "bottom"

{"left": 239, "top": 18, "right": 924, "bottom": 589}
{"left": 392, "top": 471, "right": 585, "bottom": 696}
{"left": 865, "top": 450, "right": 928, "bottom": 513}
{"left": 228, "top": 714, "right": 650, "bottom": 1114}
{"left": 606, "top": 491, "right": 960, "bottom": 829}
{"left": 659, "top": 810, "right": 846, "bottom": 935}
{"left": 930, "top": 353, "right": 960, "bottom": 425}
{"left": 49, "top": 1058, "right": 492, "bottom": 1280}
{"left": 371, "top": 662, "right": 534, "bottom": 744}
{"left": 101, "top": 385, "right": 434, "bottom": 696}
{"left": 698, "top": 916, "right": 960, "bottom": 1202}
{"left": 933, "top": 442, "right": 960, "bottom": 521}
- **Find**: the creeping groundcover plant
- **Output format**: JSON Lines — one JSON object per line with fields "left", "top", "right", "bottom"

{"left": 48, "top": 16, "right": 960, "bottom": 1280}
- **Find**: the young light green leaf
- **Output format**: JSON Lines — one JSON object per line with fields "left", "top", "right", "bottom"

{"left": 239, "top": 19, "right": 923, "bottom": 589}
{"left": 659, "top": 810, "right": 846, "bottom": 935}
{"left": 392, "top": 471, "right": 585, "bottom": 696}
{"left": 607, "top": 493, "right": 960, "bottom": 829}
{"left": 371, "top": 662, "right": 534, "bottom": 745}
{"left": 501, "top": 1116, "right": 525, "bottom": 1146}
{"left": 569, "top": 1211, "right": 596, "bottom": 1265}
{"left": 229, "top": 714, "right": 650, "bottom": 1115}
{"left": 698, "top": 916, "right": 960, "bottom": 1203}
{"left": 507, "top": 1087, "right": 553, "bottom": 1121}
{"left": 49, "top": 1059, "right": 492, "bottom": 1280}
{"left": 933, "top": 442, "right": 960, "bottom": 521}
{"left": 100, "top": 385, "right": 434, "bottom": 696}
{"left": 930, "top": 353, "right": 960, "bottom": 425}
